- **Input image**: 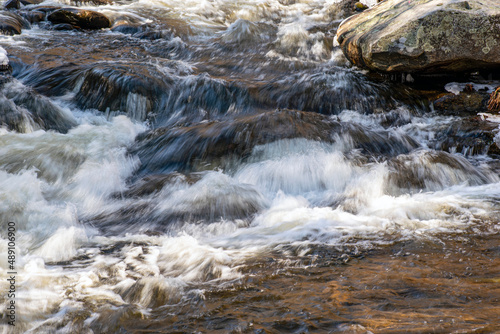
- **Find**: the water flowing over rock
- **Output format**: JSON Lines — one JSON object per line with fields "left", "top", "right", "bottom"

{"left": 336, "top": 0, "right": 500, "bottom": 74}
{"left": 385, "top": 150, "right": 495, "bottom": 195}
{"left": 131, "top": 109, "right": 342, "bottom": 176}
{"left": 2, "top": 0, "right": 500, "bottom": 332}
{"left": 17, "top": 63, "right": 167, "bottom": 120}
{"left": 131, "top": 109, "right": 419, "bottom": 177}
{"left": 0, "top": 79, "right": 77, "bottom": 133}
{"left": 432, "top": 116, "right": 500, "bottom": 156}
{"left": 0, "top": 10, "right": 28, "bottom": 35}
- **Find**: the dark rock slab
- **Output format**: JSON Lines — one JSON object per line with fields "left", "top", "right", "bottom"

{"left": 131, "top": 109, "right": 419, "bottom": 177}
{"left": 47, "top": 8, "right": 111, "bottom": 29}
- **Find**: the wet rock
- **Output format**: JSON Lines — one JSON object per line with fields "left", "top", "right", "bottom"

{"left": 433, "top": 90, "right": 489, "bottom": 116}
{"left": 257, "top": 69, "right": 422, "bottom": 115}
{"left": 433, "top": 116, "right": 499, "bottom": 156}
{"left": 131, "top": 109, "right": 418, "bottom": 177}
{"left": 0, "top": 80, "right": 77, "bottom": 133}
{"left": 344, "top": 121, "right": 419, "bottom": 156}
{"left": 21, "top": 0, "right": 44, "bottom": 5}
{"left": 153, "top": 73, "right": 253, "bottom": 127}
{"left": 119, "top": 172, "right": 203, "bottom": 198}
{"left": 4, "top": 0, "right": 43, "bottom": 9}
{"left": 488, "top": 142, "right": 500, "bottom": 156}
{"left": 19, "top": 10, "right": 45, "bottom": 24}
{"left": 94, "top": 172, "right": 267, "bottom": 234}
{"left": 131, "top": 109, "right": 341, "bottom": 176}
{"left": 4, "top": 0, "right": 20, "bottom": 10}
{"left": 110, "top": 22, "right": 165, "bottom": 40}
{"left": 385, "top": 150, "right": 495, "bottom": 195}
{"left": 336, "top": 0, "right": 500, "bottom": 74}
{"left": 111, "top": 22, "right": 143, "bottom": 35}
{"left": 18, "top": 63, "right": 243, "bottom": 127}
{"left": 52, "top": 23, "right": 76, "bottom": 30}
{"left": 327, "top": 0, "right": 362, "bottom": 20}
{"left": 17, "top": 63, "right": 166, "bottom": 120}
{"left": 47, "top": 8, "right": 111, "bottom": 29}
{"left": 0, "top": 11, "right": 29, "bottom": 35}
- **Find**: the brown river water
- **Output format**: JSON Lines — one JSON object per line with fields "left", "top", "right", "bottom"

{"left": 0, "top": 0, "right": 499, "bottom": 333}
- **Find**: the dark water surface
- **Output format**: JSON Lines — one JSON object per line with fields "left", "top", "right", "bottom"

{"left": 0, "top": 0, "right": 499, "bottom": 332}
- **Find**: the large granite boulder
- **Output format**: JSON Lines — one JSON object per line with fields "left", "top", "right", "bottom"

{"left": 336, "top": 0, "right": 500, "bottom": 74}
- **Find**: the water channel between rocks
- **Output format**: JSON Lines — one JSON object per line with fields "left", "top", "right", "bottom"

{"left": 0, "top": 0, "right": 499, "bottom": 333}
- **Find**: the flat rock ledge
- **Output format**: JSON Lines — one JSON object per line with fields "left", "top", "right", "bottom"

{"left": 336, "top": 0, "right": 500, "bottom": 74}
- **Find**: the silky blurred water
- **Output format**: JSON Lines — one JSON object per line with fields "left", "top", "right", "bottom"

{"left": 0, "top": 0, "right": 499, "bottom": 332}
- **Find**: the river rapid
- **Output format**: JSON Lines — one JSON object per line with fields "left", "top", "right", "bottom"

{"left": 0, "top": 0, "right": 499, "bottom": 333}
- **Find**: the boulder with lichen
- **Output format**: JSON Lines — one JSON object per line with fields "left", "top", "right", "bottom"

{"left": 336, "top": 0, "right": 500, "bottom": 74}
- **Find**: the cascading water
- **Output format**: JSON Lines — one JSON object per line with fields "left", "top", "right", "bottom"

{"left": 0, "top": 0, "right": 499, "bottom": 333}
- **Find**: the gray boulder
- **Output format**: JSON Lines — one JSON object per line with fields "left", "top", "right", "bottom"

{"left": 336, "top": 0, "right": 500, "bottom": 74}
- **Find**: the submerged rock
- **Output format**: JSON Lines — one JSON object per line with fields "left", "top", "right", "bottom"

{"left": 47, "top": 8, "right": 111, "bottom": 29}
{"left": 385, "top": 150, "right": 495, "bottom": 195}
{"left": 131, "top": 109, "right": 418, "bottom": 177}
{"left": 110, "top": 22, "right": 167, "bottom": 40}
{"left": 17, "top": 63, "right": 166, "bottom": 120}
{"left": 94, "top": 171, "right": 267, "bottom": 233}
{"left": 336, "top": 0, "right": 500, "bottom": 74}
{"left": 51, "top": 23, "right": 76, "bottom": 30}
{"left": 0, "top": 11, "right": 29, "bottom": 35}
{"left": 131, "top": 109, "right": 342, "bottom": 176}
{"left": 119, "top": 172, "right": 203, "bottom": 198}
{"left": 433, "top": 116, "right": 499, "bottom": 156}
{"left": 19, "top": 10, "right": 45, "bottom": 24}
{"left": 256, "top": 69, "right": 424, "bottom": 115}
{"left": 0, "top": 80, "right": 77, "bottom": 133}
{"left": 4, "top": 0, "right": 44, "bottom": 9}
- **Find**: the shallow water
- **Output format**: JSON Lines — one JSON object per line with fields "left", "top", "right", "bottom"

{"left": 0, "top": 0, "right": 499, "bottom": 332}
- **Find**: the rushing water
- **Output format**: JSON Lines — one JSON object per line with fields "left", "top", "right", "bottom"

{"left": 0, "top": 0, "right": 499, "bottom": 333}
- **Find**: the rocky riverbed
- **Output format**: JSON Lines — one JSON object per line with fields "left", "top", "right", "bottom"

{"left": 0, "top": 0, "right": 499, "bottom": 332}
